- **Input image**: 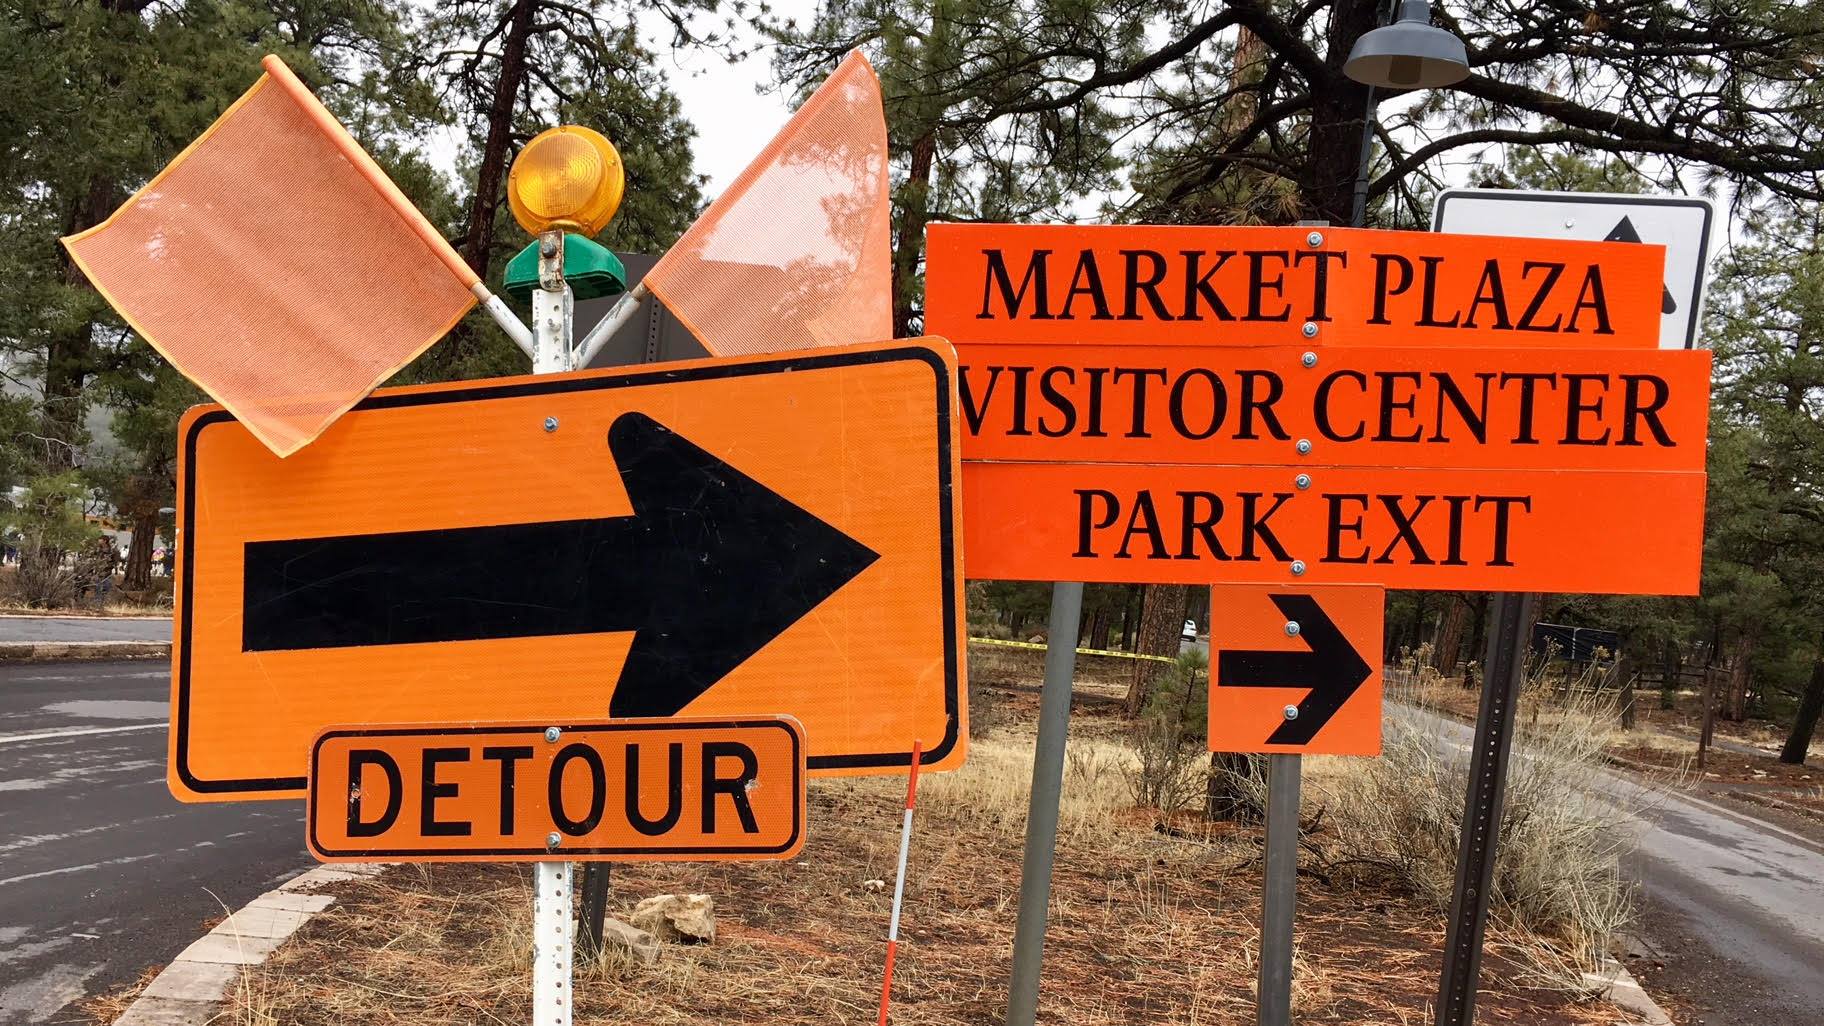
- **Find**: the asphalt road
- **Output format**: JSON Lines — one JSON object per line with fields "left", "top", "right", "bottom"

{"left": 1395, "top": 703, "right": 1824, "bottom": 1024}
{"left": 0, "top": 660, "right": 304, "bottom": 1024}
{"left": 0, "top": 617, "right": 172, "bottom": 644}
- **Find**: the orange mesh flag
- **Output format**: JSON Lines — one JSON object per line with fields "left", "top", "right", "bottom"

{"left": 63, "top": 56, "right": 481, "bottom": 457}
{"left": 643, "top": 52, "right": 892, "bottom": 356}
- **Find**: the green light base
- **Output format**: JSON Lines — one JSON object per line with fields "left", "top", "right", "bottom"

{"left": 503, "top": 234, "right": 627, "bottom": 303}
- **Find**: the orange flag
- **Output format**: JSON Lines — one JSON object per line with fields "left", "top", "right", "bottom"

{"left": 643, "top": 52, "right": 892, "bottom": 356}
{"left": 63, "top": 56, "right": 483, "bottom": 457}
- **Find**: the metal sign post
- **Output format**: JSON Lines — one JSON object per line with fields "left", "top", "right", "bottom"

{"left": 532, "top": 229, "right": 577, "bottom": 1026}
{"left": 1005, "top": 581, "right": 1084, "bottom": 1026}
{"left": 1435, "top": 591, "right": 1536, "bottom": 1026}
{"left": 1257, "top": 752, "right": 1301, "bottom": 1026}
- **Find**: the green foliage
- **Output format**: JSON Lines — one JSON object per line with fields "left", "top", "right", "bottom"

{"left": 1127, "top": 648, "right": 1210, "bottom": 817}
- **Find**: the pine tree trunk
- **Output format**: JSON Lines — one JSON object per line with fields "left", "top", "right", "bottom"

{"left": 1660, "top": 639, "right": 1681, "bottom": 710}
{"left": 1617, "top": 655, "right": 1635, "bottom": 730}
{"left": 1206, "top": 752, "right": 1262, "bottom": 822}
{"left": 1724, "top": 633, "right": 1755, "bottom": 722}
{"left": 1124, "top": 585, "right": 1189, "bottom": 716}
{"left": 891, "top": 129, "right": 936, "bottom": 336}
{"left": 1779, "top": 639, "right": 1824, "bottom": 766}
{"left": 124, "top": 510, "right": 155, "bottom": 591}
{"left": 1431, "top": 594, "right": 1469, "bottom": 676}
{"left": 458, "top": 0, "right": 537, "bottom": 280}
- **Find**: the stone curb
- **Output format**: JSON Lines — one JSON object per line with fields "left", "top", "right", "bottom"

{"left": 1585, "top": 956, "right": 1674, "bottom": 1025}
{"left": 0, "top": 640, "right": 170, "bottom": 661}
{"left": 111, "top": 863, "right": 382, "bottom": 1025}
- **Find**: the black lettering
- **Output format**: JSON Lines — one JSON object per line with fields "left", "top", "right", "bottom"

{"left": 957, "top": 365, "right": 1004, "bottom": 435}
{"left": 1179, "top": 250, "right": 1236, "bottom": 321}
{"left": 1074, "top": 490, "right": 1121, "bottom": 557}
{"left": 1462, "top": 260, "right": 1512, "bottom": 330}
{"left": 1563, "top": 374, "right": 1611, "bottom": 445}
{"left": 1429, "top": 372, "right": 1493, "bottom": 444}
{"left": 1619, "top": 375, "right": 1674, "bottom": 446}
{"left": 481, "top": 745, "right": 533, "bottom": 835}
{"left": 979, "top": 249, "right": 1052, "bottom": 319}
{"left": 1441, "top": 495, "right": 1471, "bottom": 566}
{"left": 1236, "top": 370, "right": 1289, "bottom": 440}
{"left": 1120, "top": 250, "right": 1174, "bottom": 320}
{"left": 1323, "top": 494, "right": 1371, "bottom": 563}
{"left": 1114, "top": 368, "right": 1168, "bottom": 437}
{"left": 1475, "top": 495, "right": 1532, "bottom": 567}
{"left": 1292, "top": 250, "right": 1347, "bottom": 322}
{"left": 1083, "top": 367, "right": 1111, "bottom": 437}
{"left": 1176, "top": 492, "right": 1232, "bottom": 560}
{"left": 346, "top": 749, "right": 402, "bottom": 838}
{"left": 702, "top": 742, "right": 760, "bottom": 834}
{"left": 1373, "top": 372, "right": 1424, "bottom": 443}
{"left": 549, "top": 743, "right": 607, "bottom": 836}
{"left": 1499, "top": 372, "right": 1558, "bottom": 444}
{"left": 1006, "top": 366, "right": 1034, "bottom": 436}
{"left": 1168, "top": 369, "right": 1226, "bottom": 440}
{"left": 1515, "top": 261, "right": 1566, "bottom": 331}
{"left": 625, "top": 743, "right": 684, "bottom": 836}
{"left": 1314, "top": 370, "right": 1368, "bottom": 442}
{"left": 1245, "top": 250, "right": 1291, "bottom": 321}
{"left": 1239, "top": 492, "right": 1294, "bottom": 561}
{"left": 1416, "top": 256, "right": 1460, "bottom": 327}
{"left": 421, "top": 747, "right": 471, "bottom": 837}
{"left": 1370, "top": 254, "right": 1414, "bottom": 324}
{"left": 1115, "top": 492, "right": 1169, "bottom": 559}
{"left": 1374, "top": 495, "right": 1435, "bottom": 565}
{"left": 1037, "top": 366, "right": 1078, "bottom": 437}
{"left": 1059, "top": 249, "right": 1113, "bottom": 320}
{"left": 1566, "top": 267, "right": 1613, "bottom": 334}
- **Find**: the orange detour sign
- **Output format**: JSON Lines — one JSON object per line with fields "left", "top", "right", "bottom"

{"left": 172, "top": 340, "right": 964, "bottom": 802}
{"left": 306, "top": 718, "right": 806, "bottom": 862}
{"left": 1207, "top": 585, "right": 1383, "bottom": 756}
{"left": 926, "top": 223, "right": 1667, "bottom": 349}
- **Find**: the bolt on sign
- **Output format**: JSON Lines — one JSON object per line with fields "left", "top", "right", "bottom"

{"left": 307, "top": 718, "right": 806, "bottom": 862}
{"left": 171, "top": 339, "right": 964, "bottom": 802}
{"left": 926, "top": 223, "right": 1710, "bottom": 596}
{"left": 1206, "top": 585, "right": 1383, "bottom": 756}
{"left": 925, "top": 224, "right": 1669, "bottom": 349}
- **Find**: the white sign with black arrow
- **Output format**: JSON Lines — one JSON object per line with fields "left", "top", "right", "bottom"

{"left": 1432, "top": 188, "right": 1716, "bottom": 350}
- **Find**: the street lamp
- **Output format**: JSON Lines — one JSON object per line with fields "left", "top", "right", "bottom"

{"left": 1345, "top": 0, "right": 1469, "bottom": 89}
{"left": 1340, "top": 0, "right": 1470, "bottom": 226}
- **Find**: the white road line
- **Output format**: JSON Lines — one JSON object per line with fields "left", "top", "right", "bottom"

{"left": 0, "top": 723, "right": 164, "bottom": 746}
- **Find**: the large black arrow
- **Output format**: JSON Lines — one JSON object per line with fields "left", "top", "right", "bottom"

{"left": 241, "top": 411, "right": 880, "bottom": 718}
{"left": 1216, "top": 594, "right": 1372, "bottom": 746}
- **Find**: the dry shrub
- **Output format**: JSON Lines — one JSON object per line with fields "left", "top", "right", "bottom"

{"left": 918, "top": 733, "right": 1137, "bottom": 848}
{"left": 1310, "top": 661, "right": 1648, "bottom": 987}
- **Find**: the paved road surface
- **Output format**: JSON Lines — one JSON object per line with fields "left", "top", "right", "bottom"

{"left": 0, "top": 617, "right": 171, "bottom": 644}
{"left": 1396, "top": 703, "right": 1824, "bottom": 1025}
{"left": 0, "top": 661, "right": 303, "bottom": 1024}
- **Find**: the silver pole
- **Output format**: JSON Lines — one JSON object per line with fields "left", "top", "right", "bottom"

{"left": 1258, "top": 753, "right": 1302, "bottom": 1026}
{"left": 1005, "top": 581, "right": 1084, "bottom": 1026}
{"left": 530, "top": 229, "right": 575, "bottom": 1026}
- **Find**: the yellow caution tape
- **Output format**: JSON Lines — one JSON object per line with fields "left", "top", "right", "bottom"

{"left": 967, "top": 636, "right": 1176, "bottom": 663}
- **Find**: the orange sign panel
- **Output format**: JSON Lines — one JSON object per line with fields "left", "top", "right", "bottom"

{"left": 172, "top": 340, "right": 964, "bottom": 802}
{"left": 960, "top": 462, "right": 1704, "bottom": 594}
{"left": 926, "top": 223, "right": 1666, "bottom": 349}
{"left": 306, "top": 718, "right": 806, "bottom": 862}
{"left": 1207, "top": 585, "right": 1383, "bottom": 756}
{"left": 955, "top": 344, "right": 1710, "bottom": 473}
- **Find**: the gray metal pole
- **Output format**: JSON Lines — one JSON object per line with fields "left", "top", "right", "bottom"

{"left": 1005, "top": 581, "right": 1085, "bottom": 1026}
{"left": 1436, "top": 591, "right": 1535, "bottom": 1026}
{"left": 1258, "top": 752, "right": 1302, "bottom": 1026}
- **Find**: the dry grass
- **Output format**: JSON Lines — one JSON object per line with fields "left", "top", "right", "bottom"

{"left": 224, "top": 656, "right": 1640, "bottom": 1026}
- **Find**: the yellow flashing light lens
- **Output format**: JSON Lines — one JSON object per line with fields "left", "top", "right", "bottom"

{"left": 507, "top": 126, "right": 625, "bottom": 237}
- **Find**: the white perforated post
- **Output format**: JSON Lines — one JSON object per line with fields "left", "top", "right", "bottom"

{"left": 530, "top": 233, "right": 576, "bottom": 1026}
{"left": 533, "top": 860, "right": 573, "bottom": 1026}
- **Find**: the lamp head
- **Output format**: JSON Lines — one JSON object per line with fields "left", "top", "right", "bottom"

{"left": 1344, "top": 0, "right": 1470, "bottom": 89}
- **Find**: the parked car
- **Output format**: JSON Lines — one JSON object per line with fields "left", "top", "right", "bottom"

{"left": 1182, "top": 619, "right": 1198, "bottom": 641}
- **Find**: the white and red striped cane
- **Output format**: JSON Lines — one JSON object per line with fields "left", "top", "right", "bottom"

{"left": 877, "top": 739, "right": 924, "bottom": 1026}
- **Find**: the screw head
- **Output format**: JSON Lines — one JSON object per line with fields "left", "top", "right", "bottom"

{"left": 543, "top": 726, "right": 561, "bottom": 743}
{"left": 1295, "top": 438, "right": 1313, "bottom": 456}
{"left": 1305, "top": 231, "right": 1324, "bottom": 248}
{"left": 1301, "top": 321, "right": 1319, "bottom": 338}
{"left": 1301, "top": 351, "right": 1318, "bottom": 368}
{"left": 1290, "top": 559, "right": 1308, "bottom": 576}
{"left": 543, "top": 416, "right": 559, "bottom": 433}
{"left": 1284, "top": 621, "right": 1301, "bottom": 637}
{"left": 1295, "top": 473, "right": 1312, "bottom": 490}
{"left": 1283, "top": 704, "right": 1300, "bottom": 721}
{"left": 545, "top": 831, "right": 562, "bottom": 849}
{"left": 1563, "top": 218, "right": 1576, "bottom": 229}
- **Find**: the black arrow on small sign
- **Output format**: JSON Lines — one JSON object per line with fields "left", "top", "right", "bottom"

{"left": 1216, "top": 594, "right": 1372, "bottom": 746}
{"left": 241, "top": 411, "right": 880, "bottom": 718}
{"left": 1603, "top": 216, "right": 1677, "bottom": 314}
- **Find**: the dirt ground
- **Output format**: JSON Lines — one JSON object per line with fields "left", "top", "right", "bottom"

{"left": 201, "top": 648, "right": 1637, "bottom": 1026}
